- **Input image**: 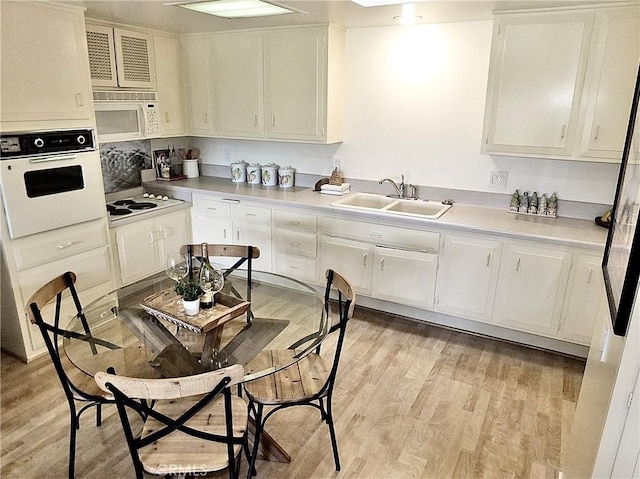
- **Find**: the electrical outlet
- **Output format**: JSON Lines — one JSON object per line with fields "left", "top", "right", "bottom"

{"left": 331, "top": 156, "right": 342, "bottom": 172}
{"left": 489, "top": 170, "right": 508, "bottom": 189}
{"left": 224, "top": 149, "right": 231, "bottom": 162}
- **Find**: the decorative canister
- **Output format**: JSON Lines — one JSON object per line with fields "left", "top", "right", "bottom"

{"left": 278, "top": 166, "right": 295, "bottom": 188}
{"left": 246, "top": 164, "right": 261, "bottom": 185}
{"left": 230, "top": 161, "right": 247, "bottom": 183}
{"left": 261, "top": 163, "right": 279, "bottom": 187}
{"left": 183, "top": 159, "right": 199, "bottom": 178}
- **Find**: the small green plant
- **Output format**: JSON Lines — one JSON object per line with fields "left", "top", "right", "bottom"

{"left": 175, "top": 279, "right": 204, "bottom": 302}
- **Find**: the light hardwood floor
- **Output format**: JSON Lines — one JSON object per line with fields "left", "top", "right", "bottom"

{"left": 1, "top": 306, "right": 585, "bottom": 478}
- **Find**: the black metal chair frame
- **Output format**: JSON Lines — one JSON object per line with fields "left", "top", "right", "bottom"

{"left": 245, "top": 269, "right": 354, "bottom": 476}
{"left": 28, "top": 271, "right": 118, "bottom": 479}
{"left": 103, "top": 367, "right": 247, "bottom": 479}
{"left": 182, "top": 243, "right": 259, "bottom": 323}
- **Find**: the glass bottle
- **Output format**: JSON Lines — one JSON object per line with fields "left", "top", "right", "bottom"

{"left": 198, "top": 243, "right": 224, "bottom": 309}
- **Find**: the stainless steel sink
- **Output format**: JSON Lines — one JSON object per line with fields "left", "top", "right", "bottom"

{"left": 332, "top": 193, "right": 452, "bottom": 219}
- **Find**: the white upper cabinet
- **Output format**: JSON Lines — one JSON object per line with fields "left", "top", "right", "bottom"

{"left": 482, "top": 10, "right": 594, "bottom": 158}
{"left": 153, "top": 34, "right": 186, "bottom": 137}
{"left": 182, "top": 35, "right": 215, "bottom": 136}
{"left": 0, "top": 2, "right": 94, "bottom": 129}
{"left": 482, "top": 5, "right": 639, "bottom": 162}
{"left": 577, "top": 7, "right": 640, "bottom": 161}
{"left": 211, "top": 32, "right": 264, "bottom": 138}
{"left": 86, "top": 24, "right": 157, "bottom": 89}
{"left": 200, "top": 25, "right": 344, "bottom": 143}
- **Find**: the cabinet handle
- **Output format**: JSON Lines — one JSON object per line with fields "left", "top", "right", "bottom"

{"left": 236, "top": 231, "right": 240, "bottom": 241}
{"left": 380, "top": 258, "right": 385, "bottom": 271}
{"left": 289, "top": 220, "right": 301, "bottom": 226}
{"left": 560, "top": 124, "right": 566, "bottom": 139}
{"left": 363, "top": 253, "right": 368, "bottom": 266}
{"left": 164, "top": 112, "right": 170, "bottom": 123}
{"left": 57, "top": 241, "right": 76, "bottom": 250}
{"left": 272, "top": 115, "right": 276, "bottom": 126}
{"left": 516, "top": 257, "right": 521, "bottom": 271}
{"left": 246, "top": 213, "right": 256, "bottom": 217}
{"left": 587, "top": 268, "right": 593, "bottom": 284}
{"left": 254, "top": 114, "right": 258, "bottom": 126}
{"left": 486, "top": 253, "right": 491, "bottom": 266}
{"left": 207, "top": 207, "right": 217, "bottom": 212}
{"left": 369, "top": 232, "right": 382, "bottom": 238}
{"left": 161, "top": 227, "right": 168, "bottom": 239}
{"left": 75, "top": 93, "right": 84, "bottom": 107}
{"left": 204, "top": 113, "right": 208, "bottom": 124}
{"left": 148, "top": 232, "right": 154, "bottom": 244}
{"left": 223, "top": 228, "right": 227, "bottom": 240}
{"left": 290, "top": 265, "right": 300, "bottom": 270}
{"left": 290, "top": 241, "right": 301, "bottom": 247}
{"left": 594, "top": 125, "right": 600, "bottom": 141}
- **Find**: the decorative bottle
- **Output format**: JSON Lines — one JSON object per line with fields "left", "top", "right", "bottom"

{"left": 198, "top": 243, "right": 224, "bottom": 309}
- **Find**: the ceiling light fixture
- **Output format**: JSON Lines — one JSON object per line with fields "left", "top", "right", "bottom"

{"left": 168, "top": 0, "right": 303, "bottom": 18}
{"left": 393, "top": 3, "right": 422, "bottom": 25}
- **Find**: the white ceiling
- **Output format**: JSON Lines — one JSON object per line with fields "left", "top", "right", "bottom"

{"left": 74, "top": 0, "right": 623, "bottom": 34}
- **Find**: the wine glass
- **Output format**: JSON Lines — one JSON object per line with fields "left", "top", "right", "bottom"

{"left": 199, "top": 261, "right": 224, "bottom": 308}
{"left": 166, "top": 252, "right": 189, "bottom": 282}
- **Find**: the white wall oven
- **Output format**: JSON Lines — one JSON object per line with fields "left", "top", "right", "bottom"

{"left": 0, "top": 129, "right": 107, "bottom": 238}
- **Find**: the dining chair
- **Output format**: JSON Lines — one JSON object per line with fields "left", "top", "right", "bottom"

{"left": 95, "top": 365, "right": 249, "bottom": 479}
{"left": 180, "top": 243, "right": 261, "bottom": 323}
{"left": 26, "top": 271, "right": 116, "bottom": 479}
{"left": 243, "top": 269, "right": 356, "bottom": 476}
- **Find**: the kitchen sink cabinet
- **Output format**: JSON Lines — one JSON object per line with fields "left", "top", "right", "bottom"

{"left": 559, "top": 253, "right": 605, "bottom": 345}
{"left": 86, "top": 23, "right": 157, "bottom": 90}
{"left": 319, "top": 235, "right": 373, "bottom": 293}
{"left": 153, "top": 34, "right": 186, "bottom": 137}
{"left": 493, "top": 241, "right": 573, "bottom": 338}
{"left": 191, "top": 195, "right": 272, "bottom": 272}
{"left": 182, "top": 35, "right": 215, "bottom": 136}
{"left": 482, "top": 6, "right": 639, "bottom": 162}
{"left": 200, "top": 25, "right": 344, "bottom": 143}
{"left": 435, "top": 234, "right": 502, "bottom": 323}
{"left": 0, "top": 2, "right": 94, "bottom": 130}
{"left": 272, "top": 209, "right": 318, "bottom": 283}
{"left": 113, "top": 210, "right": 190, "bottom": 286}
{"left": 576, "top": 7, "right": 640, "bottom": 161}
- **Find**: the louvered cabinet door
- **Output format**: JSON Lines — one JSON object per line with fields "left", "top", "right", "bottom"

{"left": 86, "top": 24, "right": 118, "bottom": 88}
{"left": 113, "top": 28, "right": 156, "bottom": 89}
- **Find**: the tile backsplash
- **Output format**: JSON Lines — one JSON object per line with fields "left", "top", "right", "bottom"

{"left": 100, "top": 140, "right": 152, "bottom": 194}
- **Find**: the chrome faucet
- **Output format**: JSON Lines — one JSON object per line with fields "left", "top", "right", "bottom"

{"left": 379, "top": 174, "right": 417, "bottom": 199}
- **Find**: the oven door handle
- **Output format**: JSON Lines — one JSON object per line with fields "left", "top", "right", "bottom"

{"left": 30, "top": 155, "right": 77, "bottom": 164}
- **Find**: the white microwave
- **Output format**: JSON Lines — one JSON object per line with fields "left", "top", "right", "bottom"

{"left": 93, "top": 91, "right": 161, "bottom": 142}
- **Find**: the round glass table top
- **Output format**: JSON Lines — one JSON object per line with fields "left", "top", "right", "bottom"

{"left": 63, "top": 270, "right": 328, "bottom": 382}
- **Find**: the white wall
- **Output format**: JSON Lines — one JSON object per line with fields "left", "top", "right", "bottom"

{"left": 194, "top": 20, "right": 621, "bottom": 205}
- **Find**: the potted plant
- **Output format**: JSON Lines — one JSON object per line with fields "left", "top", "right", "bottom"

{"left": 175, "top": 279, "right": 204, "bottom": 316}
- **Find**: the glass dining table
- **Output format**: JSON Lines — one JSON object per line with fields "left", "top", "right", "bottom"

{"left": 64, "top": 270, "right": 328, "bottom": 383}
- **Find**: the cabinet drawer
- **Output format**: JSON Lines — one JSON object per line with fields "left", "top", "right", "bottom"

{"left": 232, "top": 203, "right": 271, "bottom": 226}
{"left": 272, "top": 209, "right": 317, "bottom": 233}
{"left": 192, "top": 194, "right": 232, "bottom": 219}
{"left": 12, "top": 219, "right": 109, "bottom": 271}
{"left": 320, "top": 217, "right": 439, "bottom": 252}
{"left": 273, "top": 229, "right": 316, "bottom": 258}
{"left": 272, "top": 252, "right": 317, "bottom": 283}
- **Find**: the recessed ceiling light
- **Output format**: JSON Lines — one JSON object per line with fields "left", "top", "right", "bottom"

{"left": 351, "top": 0, "right": 407, "bottom": 6}
{"left": 168, "top": 0, "right": 304, "bottom": 18}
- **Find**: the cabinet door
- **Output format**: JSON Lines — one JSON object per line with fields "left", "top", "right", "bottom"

{"left": 372, "top": 246, "right": 437, "bottom": 309}
{"left": 560, "top": 254, "right": 605, "bottom": 344}
{"left": 114, "top": 218, "right": 162, "bottom": 285}
{"left": 154, "top": 35, "right": 186, "bottom": 137}
{"left": 86, "top": 24, "right": 118, "bottom": 88}
{"left": 157, "top": 211, "right": 191, "bottom": 261}
{"left": 212, "top": 32, "right": 265, "bottom": 138}
{"left": 319, "top": 236, "right": 372, "bottom": 294}
{"left": 578, "top": 8, "right": 640, "bottom": 160}
{"left": 482, "top": 12, "right": 593, "bottom": 157}
{"left": 113, "top": 28, "right": 156, "bottom": 89}
{"left": 435, "top": 234, "right": 502, "bottom": 322}
{"left": 182, "top": 36, "right": 215, "bottom": 135}
{"left": 233, "top": 224, "right": 272, "bottom": 272}
{"left": 264, "top": 27, "right": 326, "bottom": 141}
{"left": 494, "top": 243, "right": 572, "bottom": 337}
{"left": 0, "top": 2, "right": 93, "bottom": 124}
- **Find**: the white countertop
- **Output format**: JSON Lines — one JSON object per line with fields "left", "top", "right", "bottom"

{"left": 144, "top": 176, "right": 608, "bottom": 251}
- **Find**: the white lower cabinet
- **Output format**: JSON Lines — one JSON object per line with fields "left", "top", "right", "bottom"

{"left": 319, "top": 235, "right": 373, "bottom": 293}
{"left": 372, "top": 246, "right": 438, "bottom": 309}
{"left": 272, "top": 209, "right": 317, "bottom": 282}
{"left": 435, "top": 234, "right": 502, "bottom": 322}
{"left": 191, "top": 195, "right": 272, "bottom": 272}
{"left": 114, "top": 210, "right": 190, "bottom": 286}
{"left": 560, "top": 253, "right": 605, "bottom": 344}
{"left": 493, "top": 241, "right": 573, "bottom": 338}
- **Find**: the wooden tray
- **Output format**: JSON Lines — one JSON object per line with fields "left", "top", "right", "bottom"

{"left": 141, "top": 289, "right": 250, "bottom": 334}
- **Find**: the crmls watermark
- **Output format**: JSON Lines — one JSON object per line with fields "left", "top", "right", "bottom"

{"left": 156, "top": 464, "right": 208, "bottom": 476}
